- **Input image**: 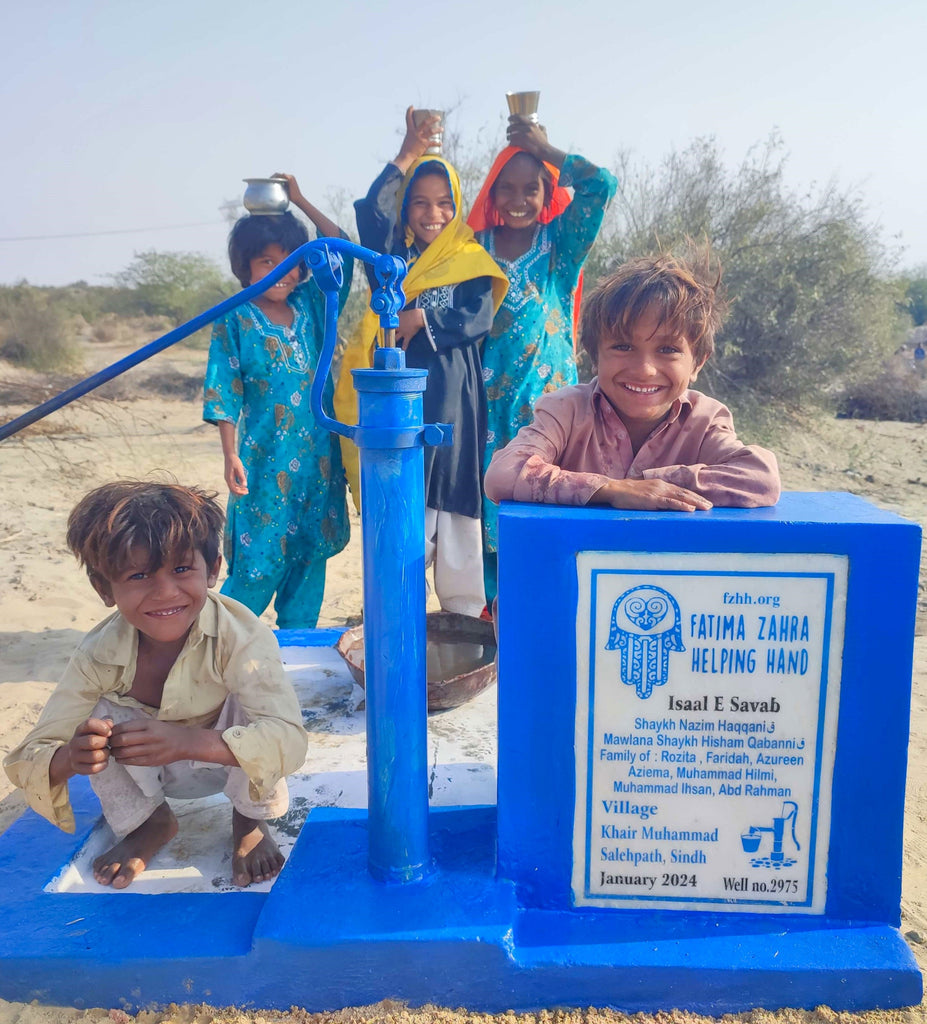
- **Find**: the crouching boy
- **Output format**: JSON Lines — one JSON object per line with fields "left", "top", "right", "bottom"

{"left": 4, "top": 481, "right": 308, "bottom": 889}
{"left": 484, "top": 253, "right": 780, "bottom": 511}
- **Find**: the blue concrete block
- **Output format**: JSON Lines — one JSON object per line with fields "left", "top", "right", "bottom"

{"left": 494, "top": 491, "right": 922, "bottom": 1006}
{"left": 497, "top": 492, "right": 920, "bottom": 922}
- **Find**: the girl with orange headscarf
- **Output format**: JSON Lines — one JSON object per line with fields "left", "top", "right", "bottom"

{"left": 467, "top": 118, "right": 617, "bottom": 604}
{"left": 335, "top": 107, "right": 508, "bottom": 618}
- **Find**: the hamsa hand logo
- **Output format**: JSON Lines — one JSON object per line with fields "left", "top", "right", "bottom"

{"left": 606, "top": 585, "right": 685, "bottom": 698}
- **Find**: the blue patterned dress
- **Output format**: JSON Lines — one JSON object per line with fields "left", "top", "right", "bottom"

{"left": 476, "top": 154, "right": 617, "bottom": 572}
{"left": 203, "top": 272, "right": 352, "bottom": 628}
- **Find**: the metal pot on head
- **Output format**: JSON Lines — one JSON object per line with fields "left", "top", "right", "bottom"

{"left": 242, "top": 177, "right": 290, "bottom": 215}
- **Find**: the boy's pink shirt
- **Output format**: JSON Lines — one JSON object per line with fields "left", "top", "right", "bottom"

{"left": 483, "top": 379, "right": 781, "bottom": 509}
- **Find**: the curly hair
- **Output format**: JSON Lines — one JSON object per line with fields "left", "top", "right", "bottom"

{"left": 580, "top": 252, "right": 727, "bottom": 367}
{"left": 66, "top": 481, "right": 224, "bottom": 591}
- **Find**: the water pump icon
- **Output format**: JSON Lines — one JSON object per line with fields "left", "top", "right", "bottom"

{"left": 741, "top": 801, "right": 800, "bottom": 869}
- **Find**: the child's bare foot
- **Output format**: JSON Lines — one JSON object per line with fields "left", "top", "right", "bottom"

{"left": 232, "top": 809, "right": 284, "bottom": 887}
{"left": 93, "top": 802, "right": 178, "bottom": 889}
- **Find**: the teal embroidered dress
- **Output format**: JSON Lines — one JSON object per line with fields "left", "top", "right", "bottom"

{"left": 476, "top": 154, "right": 617, "bottom": 564}
{"left": 203, "top": 272, "right": 352, "bottom": 628}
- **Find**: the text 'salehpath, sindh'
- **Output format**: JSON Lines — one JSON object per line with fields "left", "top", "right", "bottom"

{"left": 572, "top": 552, "right": 846, "bottom": 914}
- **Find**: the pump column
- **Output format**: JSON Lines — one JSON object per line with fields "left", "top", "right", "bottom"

{"left": 352, "top": 346, "right": 431, "bottom": 883}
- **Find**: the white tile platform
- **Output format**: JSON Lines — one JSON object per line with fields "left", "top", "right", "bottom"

{"left": 47, "top": 645, "right": 498, "bottom": 894}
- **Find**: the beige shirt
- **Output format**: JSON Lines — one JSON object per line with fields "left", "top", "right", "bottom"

{"left": 4, "top": 591, "right": 308, "bottom": 833}
{"left": 484, "top": 381, "right": 781, "bottom": 509}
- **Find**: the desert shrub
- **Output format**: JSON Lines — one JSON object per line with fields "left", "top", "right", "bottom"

{"left": 585, "top": 134, "right": 905, "bottom": 411}
{"left": 90, "top": 314, "right": 125, "bottom": 344}
{"left": 139, "top": 368, "right": 204, "bottom": 400}
{"left": 0, "top": 285, "right": 82, "bottom": 372}
{"left": 110, "top": 250, "right": 235, "bottom": 325}
{"left": 836, "top": 370, "right": 927, "bottom": 422}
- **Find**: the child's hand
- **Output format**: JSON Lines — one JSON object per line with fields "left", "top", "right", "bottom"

{"left": 396, "top": 308, "right": 426, "bottom": 349}
{"left": 507, "top": 116, "right": 549, "bottom": 154}
{"left": 62, "top": 717, "right": 113, "bottom": 776}
{"left": 109, "top": 719, "right": 192, "bottom": 767}
{"left": 272, "top": 172, "right": 303, "bottom": 206}
{"left": 593, "top": 479, "right": 713, "bottom": 512}
{"left": 395, "top": 106, "right": 441, "bottom": 171}
{"left": 224, "top": 454, "right": 248, "bottom": 495}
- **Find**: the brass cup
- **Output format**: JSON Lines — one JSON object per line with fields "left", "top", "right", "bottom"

{"left": 505, "top": 90, "right": 540, "bottom": 123}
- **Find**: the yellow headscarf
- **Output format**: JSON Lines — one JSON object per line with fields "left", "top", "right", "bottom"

{"left": 334, "top": 155, "right": 509, "bottom": 508}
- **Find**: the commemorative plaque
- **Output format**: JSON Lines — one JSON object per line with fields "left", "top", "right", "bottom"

{"left": 573, "top": 552, "right": 847, "bottom": 914}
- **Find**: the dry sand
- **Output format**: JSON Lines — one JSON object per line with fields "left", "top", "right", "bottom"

{"left": 1, "top": 340, "right": 926, "bottom": 1023}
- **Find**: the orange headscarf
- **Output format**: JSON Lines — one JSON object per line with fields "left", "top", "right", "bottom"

{"left": 467, "top": 146, "right": 583, "bottom": 334}
{"left": 467, "top": 145, "right": 571, "bottom": 232}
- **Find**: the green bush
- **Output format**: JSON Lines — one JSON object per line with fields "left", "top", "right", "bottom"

{"left": 110, "top": 250, "right": 235, "bottom": 324}
{"left": 897, "top": 270, "right": 927, "bottom": 327}
{"left": 0, "top": 285, "right": 82, "bottom": 372}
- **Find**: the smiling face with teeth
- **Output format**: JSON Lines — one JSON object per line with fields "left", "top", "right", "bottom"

{"left": 99, "top": 547, "right": 221, "bottom": 653}
{"left": 596, "top": 307, "right": 707, "bottom": 450}
{"left": 490, "top": 152, "right": 549, "bottom": 233}
{"left": 248, "top": 242, "right": 301, "bottom": 307}
{"left": 404, "top": 170, "right": 455, "bottom": 251}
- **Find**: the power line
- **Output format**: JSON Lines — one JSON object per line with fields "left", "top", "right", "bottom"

{"left": 0, "top": 220, "right": 228, "bottom": 242}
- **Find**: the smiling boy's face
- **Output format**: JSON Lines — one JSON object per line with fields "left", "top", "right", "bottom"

{"left": 405, "top": 173, "right": 454, "bottom": 250}
{"left": 596, "top": 307, "right": 706, "bottom": 441}
{"left": 96, "top": 547, "right": 220, "bottom": 649}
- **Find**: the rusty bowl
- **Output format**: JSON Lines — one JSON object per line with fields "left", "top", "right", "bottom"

{"left": 336, "top": 611, "right": 496, "bottom": 713}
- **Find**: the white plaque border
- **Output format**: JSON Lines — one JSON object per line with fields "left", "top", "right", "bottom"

{"left": 573, "top": 551, "right": 847, "bottom": 915}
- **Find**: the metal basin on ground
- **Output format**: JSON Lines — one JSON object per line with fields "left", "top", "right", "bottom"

{"left": 336, "top": 612, "right": 496, "bottom": 712}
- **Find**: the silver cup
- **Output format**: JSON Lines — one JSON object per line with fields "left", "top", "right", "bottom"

{"left": 411, "top": 108, "right": 445, "bottom": 155}
{"left": 506, "top": 91, "right": 540, "bottom": 124}
{"left": 242, "top": 178, "right": 290, "bottom": 215}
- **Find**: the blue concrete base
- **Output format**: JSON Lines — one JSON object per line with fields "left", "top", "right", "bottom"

{"left": 0, "top": 777, "right": 920, "bottom": 1014}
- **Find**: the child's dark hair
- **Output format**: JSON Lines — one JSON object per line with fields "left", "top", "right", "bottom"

{"left": 484, "top": 151, "right": 554, "bottom": 228}
{"left": 228, "top": 212, "right": 309, "bottom": 287}
{"left": 66, "top": 481, "right": 225, "bottom": 590}
{"left": 580, "top": 253, "right": 727, "bottom": 367}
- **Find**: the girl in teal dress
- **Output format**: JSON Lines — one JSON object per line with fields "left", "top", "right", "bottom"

{"left": 203, "top": 175, "right": 353, "bottom": 628}
{"left": 469, "top": 121, "right": 617, "bottom": 602}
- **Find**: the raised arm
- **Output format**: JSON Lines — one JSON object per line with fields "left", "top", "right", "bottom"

{"left": 507, "top": 117, "right": 617, "bottom": 289}
{"left": 354, "top": 163, "right": 404, "bottom": 288}
{"left": 392, "top": 105, "right": 443, "bottom": 175}
{"left": 273, "top": 173, "right": 346, "bottom": 240}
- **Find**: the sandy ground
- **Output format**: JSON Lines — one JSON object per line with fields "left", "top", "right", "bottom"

{"left": 1, "top": 340, "right": 926, "bottom": 1023}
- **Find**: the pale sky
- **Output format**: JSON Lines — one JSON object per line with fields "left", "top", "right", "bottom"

{"left": 2, "top": 0, "right": 924, "bottom": 286}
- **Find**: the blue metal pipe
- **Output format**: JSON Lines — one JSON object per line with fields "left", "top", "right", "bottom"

{"left": 306, "top": 243, "right": 449, "bottom": 882}
{"left": 0, "top": 239, "right": 386, "bottom": 444}
{"left": 354, "top": 347, "right": 431, "bottom": 882}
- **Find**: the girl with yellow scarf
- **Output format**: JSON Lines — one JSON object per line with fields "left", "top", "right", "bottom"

{"left": 335, "top": 107, "right": 508, "bottom": 617}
